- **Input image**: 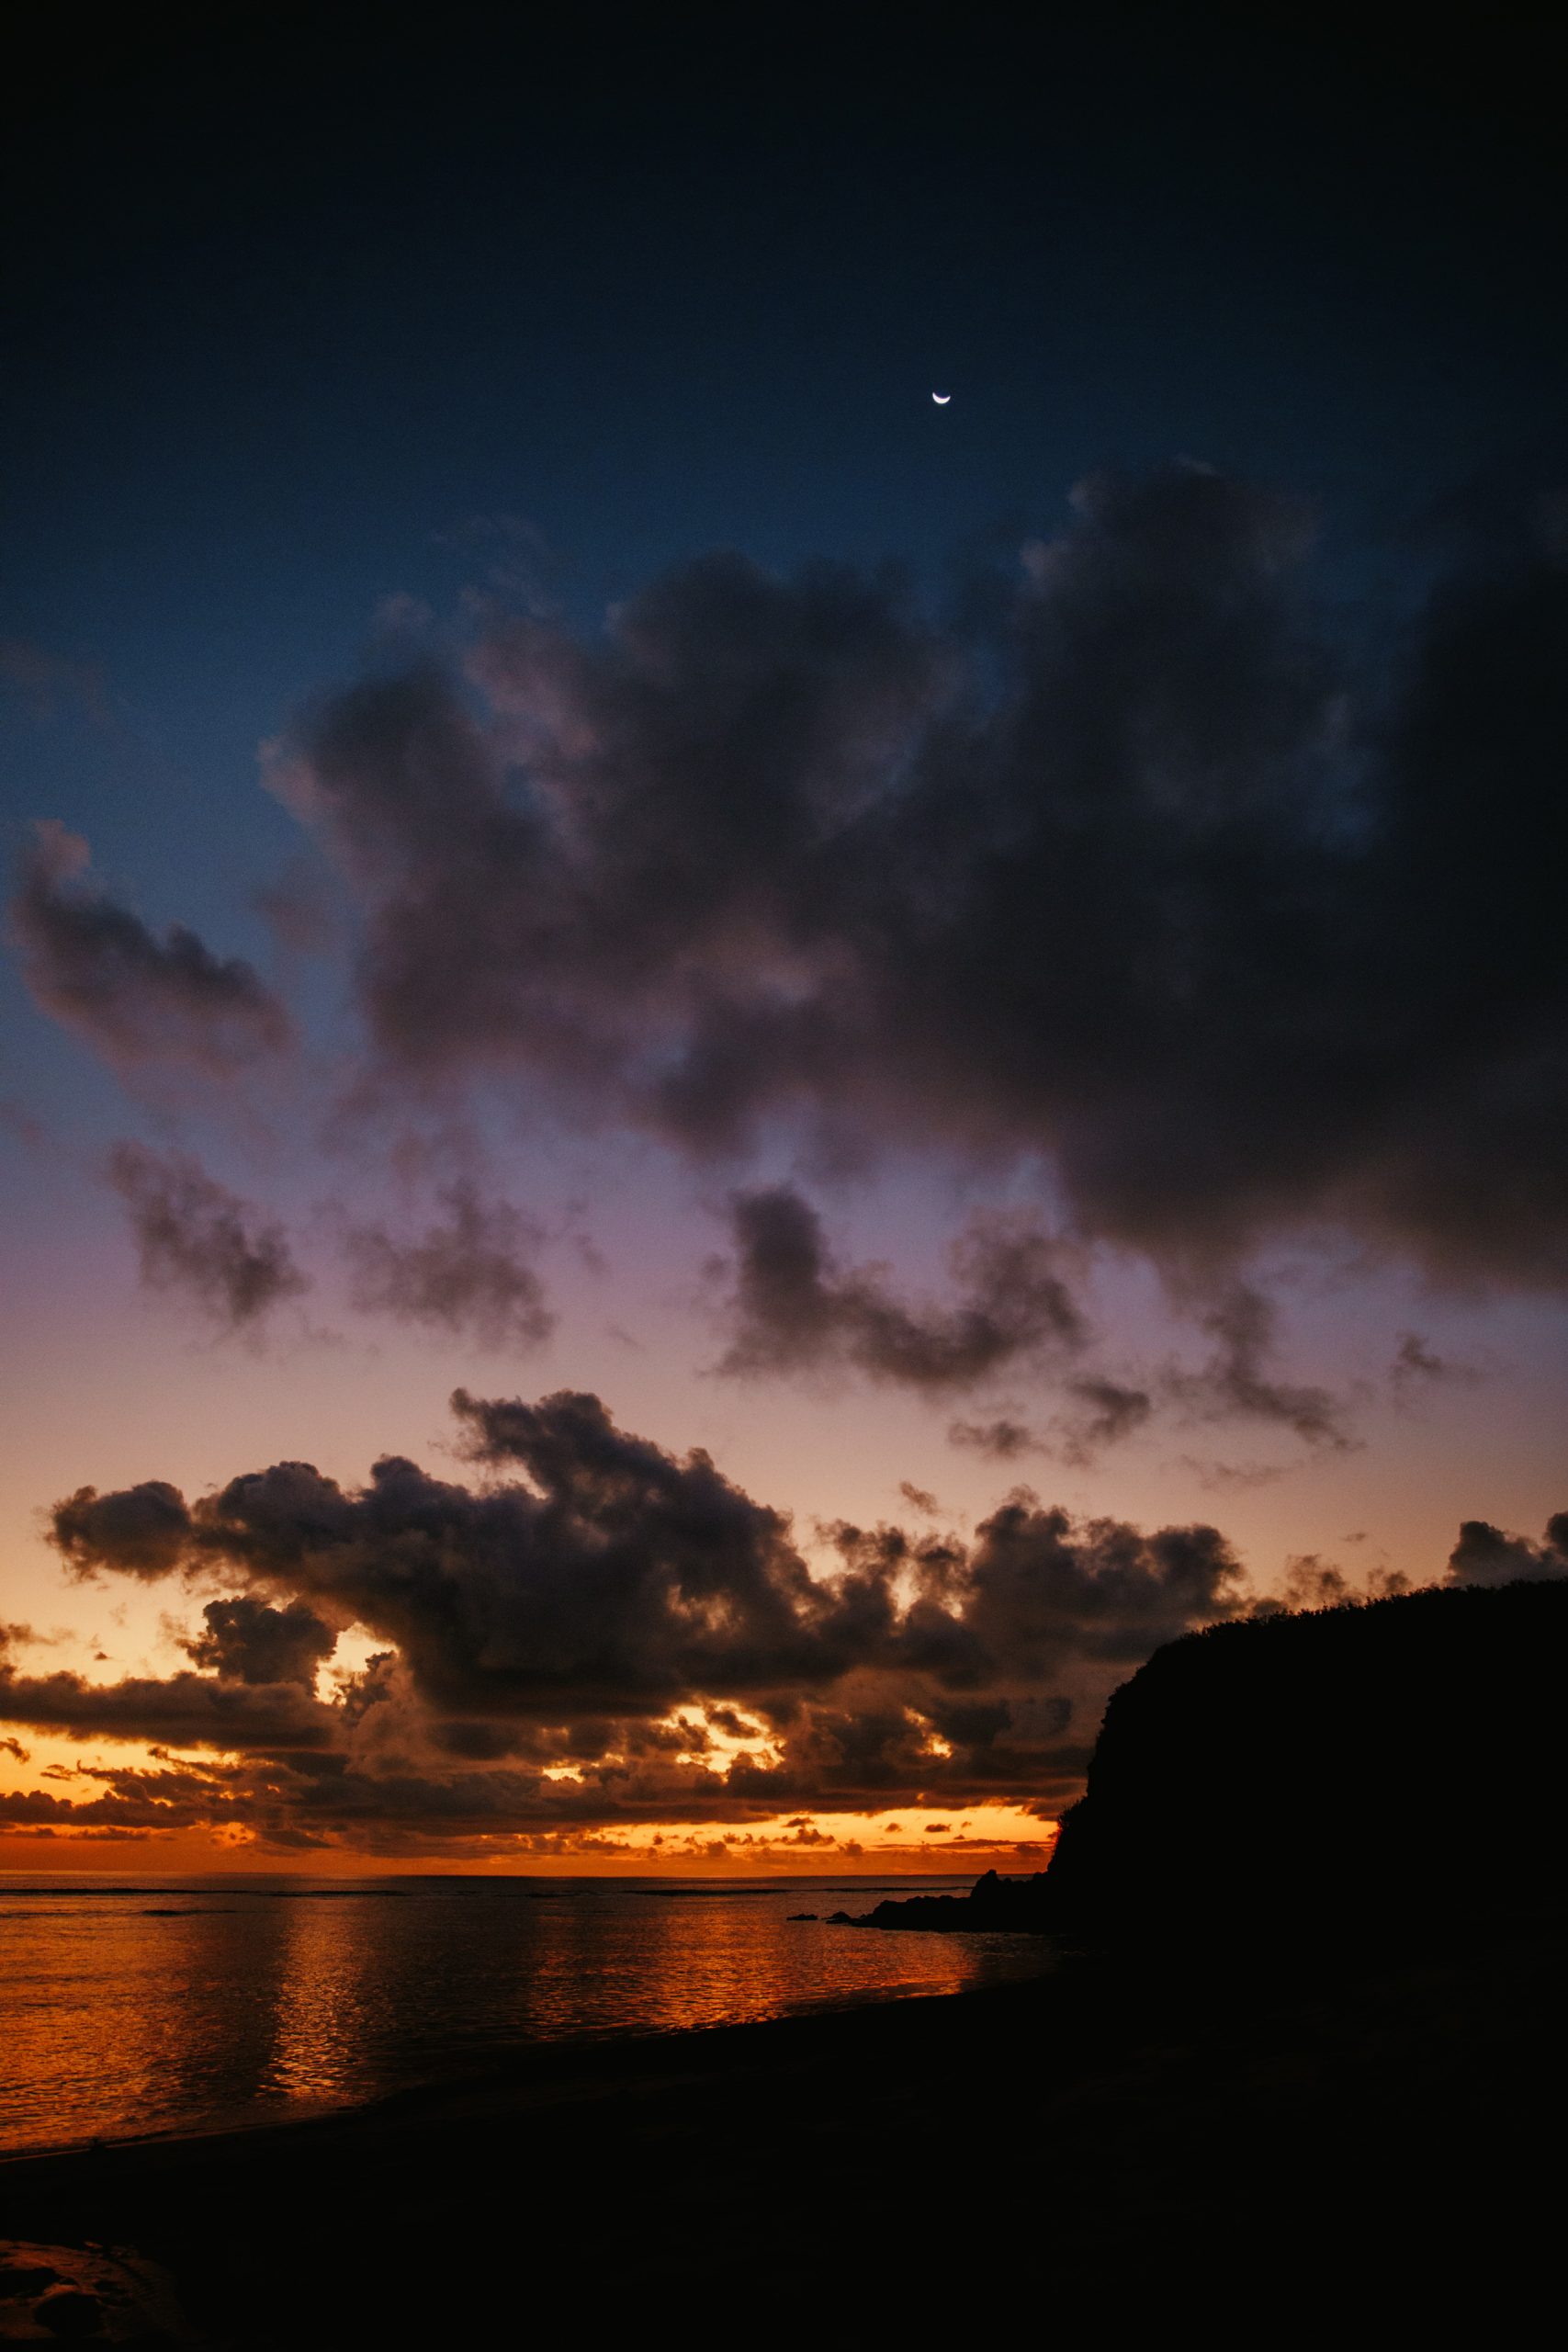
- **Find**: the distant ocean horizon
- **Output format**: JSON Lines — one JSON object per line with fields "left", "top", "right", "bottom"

{"left": 0, "top": 1872, "right": 1055, "bottom": 2155}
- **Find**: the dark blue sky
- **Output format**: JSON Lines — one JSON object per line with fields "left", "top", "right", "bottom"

{"left": 3, "top": 2, "right": 1563, "bottom": 1126}
{"left": 3, "top": 1, "right": 1560, "bottom": 1122}
{"left": 7, "top": 6, "right": 1565, "bottom": 703}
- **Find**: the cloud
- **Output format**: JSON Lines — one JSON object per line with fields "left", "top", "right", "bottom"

{"left": 1165, "top": 1284, "right": 1351, "bottom": 1449}
{"left": 1445, "top": 1513, "right": 1568, "bottom": 1588}
{"left": 179, "top": 1597, "right": 337, "bottom": 1687}
{"left": 51, "top": 1388, "right": 870, "bottom": 1721}
{"left": 344, "top": 1182, "right": 554, "bottom": 1349}
{"left": 51, "top": 1477, "right": 194, "bottom": 1578}
{"left": 11, "top": 822, "right": 292, "bottom": 1077}
{"left": 252, "top": 855, "right": 338, "bottom": 957}
{"left": 1179, "top": 1455, "right": 1293, "bottom": 1492}
{"left": 268, "top": 558, "right": 942, "bottom": 1139}
{"left": 0, "top": 1736, "right": 28, "bottom": 1763}
{"left": 262, "top": 466, "right": 1568, "bottom": 1291}
{"left": 947, "top": 1379, "right": 1152, "bottom": 1467}
{"left": 938, "top": 1495, "right": 1250, "bottom": 1675}
{"left": 24, "top": 1390, "right": 1564, "bottom": 1850}
{"left": 19, "top": 1388, "right": 1257, "bottom": 1843}
{"left": 1052, "top": 1377, "right": 1154, "bottom": 1464}
{"left": 109, "top": 1143, "right": 310, "bottom": 1329}
{"left": 1269, "top": 1554, "right": 1410, "bottom": 1611}
{"left": 1390, "top": 1330, "right": 1480, "bottom": 1395}
{"left": 716, "top": 1186, "right": 1084, "bottom": 1389}
{"left": 947, "top": 1417, "right": 1038, "bottom": 1460}
{"left": 0, "top": 1648, "right": 333, "bottom": 1752}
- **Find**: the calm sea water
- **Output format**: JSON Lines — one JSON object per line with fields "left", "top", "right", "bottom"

{"left": 0, "top": 1874, "right": 1054, "bottom": 2154}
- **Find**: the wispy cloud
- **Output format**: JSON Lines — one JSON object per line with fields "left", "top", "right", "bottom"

{"left": 109, "top": 1143, "right": 309, "bottom": 1331}
{"left": 14, "top": 824, "right": 292, "bottom": 1080}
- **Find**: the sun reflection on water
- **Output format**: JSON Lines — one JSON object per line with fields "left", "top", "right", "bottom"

{"left": 264, "top": 1894, "right": 374, "bottom": 2103}
{"left": 0, "top": 1878, "right": 1055, "bottom": 2151}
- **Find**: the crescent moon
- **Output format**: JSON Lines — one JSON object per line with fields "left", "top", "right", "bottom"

{"left": 931, "top": 391, "right": 952, "bottom": 404}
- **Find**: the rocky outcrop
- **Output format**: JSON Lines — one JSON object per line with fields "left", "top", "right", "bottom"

{"left": 833, "top": 1870, "right": 1054, "bottom": 1933}
{"left": 0, "top": 2243, "right": 197, "bottom": 2344}
{"left": 1045, "top": 1577, "right": 1568, "bottom": 1943}
{"left": 857, "top": 1579, "right": 1568, "bottom": 1948}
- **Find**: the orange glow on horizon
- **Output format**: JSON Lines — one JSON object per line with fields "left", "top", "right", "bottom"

{"left": 0, "top": 1804, "right": 1059, "bottom": 1878}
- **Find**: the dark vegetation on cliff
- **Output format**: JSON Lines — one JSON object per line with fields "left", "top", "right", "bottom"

{"left": 853, "top": 1578, "right": 1568, "bottom": 1943}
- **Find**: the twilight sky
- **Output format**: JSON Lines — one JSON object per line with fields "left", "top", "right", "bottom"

{"left": 2, "top": 3, "right": 1564, "bottom": 1871}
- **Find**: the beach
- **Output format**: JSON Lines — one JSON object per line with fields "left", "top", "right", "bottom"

{"left": 4, "top": 1904, "right": 1562, "bottom": 2341}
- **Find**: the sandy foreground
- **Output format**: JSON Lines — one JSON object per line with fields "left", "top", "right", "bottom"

{"left": 1, "top": 1914, "right": 1562, "bottom": 2343}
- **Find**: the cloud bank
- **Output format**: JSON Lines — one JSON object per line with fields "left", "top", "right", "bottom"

{"left": 10, "top": 1390, "right": 1557, "bottom": 1854}
{"left": 249, "top": 465, "right": 1568, "bottom": 1290}
{"left": 1447, "top": 1512, "right": 1568, "bottom": 1588}
{"left": 20, "top": 1388, "right": 1251, "bottom": 1845}
{"left": 10, "top": 463, "right": 1565, "bottom": 1445}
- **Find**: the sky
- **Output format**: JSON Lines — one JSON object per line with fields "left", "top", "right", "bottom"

{"left": 2, "top": 2, "right": 1564, "bottom": 1871}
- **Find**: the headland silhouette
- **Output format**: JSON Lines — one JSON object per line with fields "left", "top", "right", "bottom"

{"left": 840, "top": 1577, "right": 1568, "bottom": 1945}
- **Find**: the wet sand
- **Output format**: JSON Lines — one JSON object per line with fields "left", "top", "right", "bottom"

{"left": 2, "top": 1914, "right": 1563, "bottom": 2343}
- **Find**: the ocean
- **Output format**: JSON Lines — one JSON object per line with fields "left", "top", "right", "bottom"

{"left": 0, "top": 1873, "right": 1055, "bottom": 2154}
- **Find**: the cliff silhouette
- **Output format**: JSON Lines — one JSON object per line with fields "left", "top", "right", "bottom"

{"left": 854, "top": 1578, "right": 1568, "bottom": 1944}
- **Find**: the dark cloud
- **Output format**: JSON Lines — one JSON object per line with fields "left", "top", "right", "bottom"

{"left": 51, "top": 1388, "right": 869, "bottom": 1721}
{"left": 0, "top": 1751, "right": 308, "bottom": 1838}
{"left": 947, "top": 1417, "right": 1037, "bottom": 1461}
{"left": 0, "top": 1784, "right": 209, "bottom": 1833}
{"left": 0, "top": 1736, "right": 28, "bottom": 1763}
{"left": 1390, "top": 1330, "right": 1479, "bottom": 1394}
{"left": 18, "top": 1388, "right": 1254, "bottom": 1842}
{"left": 1269, "top": 1554, "right": 1411, "bottom": 1611}
{"left": 1445, "top": 1512, "right": 1568, "bottom": 1588}
{"left": 1053, "top": 1377, "right": 1155, "bottom": 1464}
{"left": 24, "top": 1390, "right": 1562, "bottom": 1849}
{"left": 704, "top": 1706, "right": 762, "bottom": 1741}
{"left": 268, "top": 559, "right": 942, "bottom": 1138}
{"left": 265, "top": 467, "right": 1568, "bottom": 1290}
{"left": 52, "top": 1477, "right": 192, "bottom": 1578}
{"left": 180, "top": 1597, "right": 337, "bottom": 1687}
{"left": 0, "top": 1660, "right": 333, "bottom": 1751}
{"left": 12, "top": 822, "right": 292, "bottom": 1077}
{"left": 716, "top": 1186, "right": 1084, "bottom": 1389}
{"left": 945, "top": 1496, "right": 1250, "bottom": 1675}
{"left": 344, "top": 1181, "right": 554, "bottom": 1349}
{"left": 947, "top": 1379, "right": 1152, "bottom": 1468}
{"left": 109, "top": 1143, "right": 309, "bottom": 1329}
{"left": 1165, "top": 1284, "right": 1351, "bottom": 1449}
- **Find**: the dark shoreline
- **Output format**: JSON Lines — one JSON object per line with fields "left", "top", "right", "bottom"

{"left": 5, "top": 1909, "right": 1564, "bottom": 2342}
{"left": 0, "top": 1964, "right": 1058, "bottom": 2171}
{"left": 0, "top": 1971, "right": 1051, "bottom": 2165}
